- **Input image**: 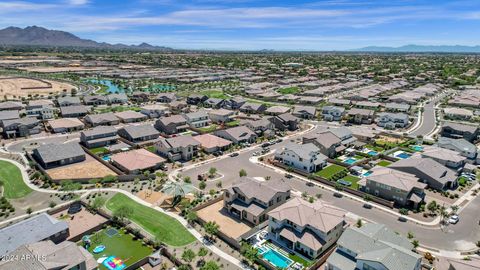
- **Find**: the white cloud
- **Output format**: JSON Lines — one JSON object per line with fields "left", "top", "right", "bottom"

{"left": 67, "top": 0, "right": 90, "bottom": 5}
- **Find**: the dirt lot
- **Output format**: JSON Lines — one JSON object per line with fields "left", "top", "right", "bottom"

{"left": 19, "top": 66, "right": 109, "bottom": 73}
{"left": 197, "top": 200, "right": 251, "bottom": 239}
{"left": 46, "top": 154, "right": 117, "bottom": 180}
{"left": 52, "top": 207, "right": 108, "bottom": 240}
{"left": 137, "top": 190, "right": 169, "bottom": 205}
{"left": 0, "top": 76, "right": 76, "bottom": 98}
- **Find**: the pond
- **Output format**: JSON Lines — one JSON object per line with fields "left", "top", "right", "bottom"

{"left": 86, "top": 79, "right": 125, "bottom": 93}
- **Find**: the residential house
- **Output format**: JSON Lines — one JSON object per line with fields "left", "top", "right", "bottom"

{"left": 385, "top": 102, "right": 411, "bottom": 112}
{"left": 292, "top": 105, "right": 317, "bottom": 119}
{"left": 107, "top": 93, "right": 128, "bottom": 104}
{"left": 214, "top": 126, "right": 257, "bottom": 144}
{"left": 269, "top": 113, "right": 299, "bottom": 131}
{"left": 60, "top": 105, "right": 89, "bottom": 117}
{"left": 156, "top": 93, "right": 177, "bottom": 103}
{"left": 355, "top": 101, "right": 382, "bottom": 110}
{"left": 0, "top": 213, "right": 69, "bottom": 258}
{"left": 275, "top": 142, "right": 328, "bottom": 172}
{"left": 48, "top": 118, "right": 85, "bottom": 133}
{"left": 155, "top": 136, "right": 200, "bottom": 161}
{"left": 80, "top": 126, "right": 119, "bottom": 148}
{"left": 0, "top": 240, "right": 97, "bottom": 270}
{"left": 441, "top": 122, "right": 480, "bottom": 142}
{"left": 420, "top": 146, "right": 467, "bottom": 168}
{"left": 322, "top": 106, "right": 345, "bottom": 121}
{"left": 84, "top": 112, "right": 120, "bottom": 127}
{"left": 83, "top": 95, "right": 108, "bottom": 105}
{"left": 268, "top": 197, "right": 347, "bottom": 259}
{"left": 437, "top": 257, "right": 480, "bottom": 270}
{"left": 0, "top": 101, "right": 23, "bottom": 111}
{"left": 239, "top": 102, "right": 267, "bottom": 114}
{"left": 115, "top": 110, "right": 148, "bottom": 123}
{"left": 329, "top": 98, "right": 351, "bottom": 107}
{"left": 0, "top": 110, "right": 19, "bottom": 124}
{"left": 265, "top": 105, "right": 291, "bottom": 115}
{"left": 118, "top": 124, "right": 160, "bottom": 143}
{"left": 154, "top": 114, "right": 188, "bottom": 135}
{"left": 2, "top": 117, "right": 41, "bottom": 138}
{"left": 444, "top": 107, "right": 474, "bottom": 120}
{"left": 26, "top": 100, "right": 55, "bottom": 120}
{"left": 204, "top": 98, "right": 225, "bottom": 108}
{"left": 303, "top": 132, "right": 342, "bottom": 158}
{"left": 223, "top": 97, "right": 246, "bottom": 110}
{"left": 184, "top": 110, "right": 210, "bottom": 128}
{"left": 208, "top": 109, "right": 235, "bottom": 124}
{"left": 130, "top": 91, "right": 150, "bottom": 103}
{"left": 192, "top": 134, "right": 232, "bottom": 153}
{"left": 359, "top": 167, "right": 426, "bottom": 208}
{"left": 140, "top": 104, "right": 169, "bottom": 118}
{"left": 57, "top": 96, "right": 81, "bottom": 107}
{"left": 33, "top": 142, "right": 86, "bottom": 169}
{"left": 111, "top": 149, "right": 165, "bottom": 174}
{"left": 347, "top": 108, "right": 375, "bottom": 124}
{"left": 223, "top": 178, "right": 291, "bottom": 225}
{"left": 437, "top": 137, "right": 479, "bottom": 160}
{"left": 389, "top": 157, "right": 458, "bottom": 190}
{"left": 376, "top": 112, "right": 409, "bottom": 129}
{"left": 187, "top": 94, "right": 208, "bottom": 105}
{"left": 326, "top": 223, "right": 422, "bottom": 270}
{"left": 244, "top": 118, "right": 275, "bottom": 137}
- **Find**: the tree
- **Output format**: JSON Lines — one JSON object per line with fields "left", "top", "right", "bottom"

{"left": 114, "top": 205, "right": 133, "bottom": 222}
{"left": 407, "top": 231, "right": 414, "bottom": 239}
{"left": 356, "top": 219, "right": 363, "bottom": 228}
{"left": 199, "top": 181, "right": 206, "bottom": 190}
{"left": 208, "top": 167, "right": 217, "bottom": 178}
{"left": 240, "top": 242, "right": 257, "bottom": 266}
{"left": 204, "top": 221, "right": 219, "bottom": 240}
{"left": 450, "top": 205, "right": 459, "bottom": 215}
{"left": 186, "top": 210, "right": 198, "bottom": 224}
{"left": 91, "top": 196, "right": 106, "bottom": 211}
{"left": 181, "top": 249, "right": 196, "bottom": 264}
{"left": 200, "top": 261, "right": 220, "bottom": 270}
{"left": 26, "top": 207, "right": 32, "bottom": 215}
{"left": 412, "top": 240, "right": 419, "bottom": 249}
{"left": 178, "top": 265, "right": 190, "bottom": 270}
{"left": 198, "top": 247, "right": 208, "bottom": 259}
{"left": 239, "top": 169, "right": 247, "bottom": 177}
{"left": 427, "top": 200, "right": 438, "bottom": 216}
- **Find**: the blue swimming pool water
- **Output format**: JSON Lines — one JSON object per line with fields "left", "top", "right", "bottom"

{"left": 396, "top": 152, "right": 411, "bottom": 159}
{"left": 257, "top": 246, "right": 269, "bottom": 254}
{"left": 86, "top": 79, "right": 125, "bottom": 93}
{"left": 363, "top": 171, "right": 372, "bottom": 177}
{"left": 344, "top": 158, "right": 357, "bottom": 165}
{"left": 411, "top": 145, "right": 423, "bottom": 152}
{"left": 367, "top": 150, "right": 378, "bottom": 156}
{"left": 102, "top": 155, "right": 112, "bottom": 161}
{"left": 261, "top": 248, "right": 293, "bottom": 269}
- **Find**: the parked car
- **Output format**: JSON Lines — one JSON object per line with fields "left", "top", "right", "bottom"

{"left": 449, "top": 215, "right": 459, "bottom": 224}
{"left": 285, "top": 173, "right": 293, "bottom": 179}
{"left": 253, "top": 151, "right": 261, "bottom": 156}
{"left": 262, "top": 142, "right": 271, "bottom": 147}
{"left": 229, "top": 152, "right": 239, "bottom": 157}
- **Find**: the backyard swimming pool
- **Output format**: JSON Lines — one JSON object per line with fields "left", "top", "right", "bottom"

{"left": 395, "top": 152, "right": 411, "bottom": 159}
{"left": 344, "top": 158, "right": 357, "bottom": 165}
{"left": 259, "top": 248, "right": 293, "bottom": 269}
{"left": 411, "top": 145, "right": 424, "bottom": 152}
{"left": 363, "top": 171, "right": 372, "bottom": 177}
{"left": 102, "top": 155, "right": 112, "bottom": 161}
{"left": 367, "top": 150, "right": 378, "bottom": 156}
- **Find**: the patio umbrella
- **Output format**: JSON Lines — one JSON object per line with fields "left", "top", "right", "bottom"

{"left": 161, "top": 181, "right": 195, "bottom": 204}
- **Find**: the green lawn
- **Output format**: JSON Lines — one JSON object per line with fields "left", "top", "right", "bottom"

{"left": 90, "top": 147, "right": 109, "bottom": 155}
{"left": 365, "top": 144, "right": 385, "bottom": 152}
{"left": 106, "top": 193, "right": 196, "bottom": 246}
{"left": 145, "top": 146, "right": 156, "bottom": 153}
{"left": 198, "top": 124, "right": 218, "bottom": 133}
{"left": 200, "top": 90, "right": 229, "bottom": 99}
{"left": 277, "top": 86, "right": 300, "bottom": 95}
{"left": 80, "top": 227, "right": 152, "bottom": 270}
{"left": 0, "top": 160, "right": 32, "bottom": 199}
{"left": 95, "top": 106, "right": 142, "bottom": 113}
{"left": 315, "top": 164, "right": 347, "bottom": 179}
{"left": 377, "top": 160, "right": 392, "bottom": 167}
{"left": 342, "top": 175, "right": 361, "bottom": 190}
{"left": 225, "top": 120, "right": 240, "bottom": 127}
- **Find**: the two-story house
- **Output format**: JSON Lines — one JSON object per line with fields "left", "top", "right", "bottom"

{"left": 322, "top": 106, "right": 346, "bottom": 122}
{"left": 376, "top": 112, "right": 409, "bottom": 129}
{"left": 223, "top": 178, "right": 291, "bottom": 225}
{"left": 154, "top": 115, "right": 188, "bottom": 135}
{"left": 214, "top": 126, "right": 257, "bottom": 144}
{"left": 118, "top": 124, "right": 160, "bottom": 143}
{"left": 184, "top": 110, "right": 210, "bottom": 128}
{"left": 155, "top": 136, "right": 200, "bottom": 161}
{"left": 275, "top": 142, "right": 328, "bottom": 173}
{"left": 80, "top": 126, "right": 119, "bottom": 148}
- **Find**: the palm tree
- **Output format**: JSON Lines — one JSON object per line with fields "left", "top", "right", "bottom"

{"left": 161, "top": 181, "right": 195, "bottom": 206}
{"left": 204, "top": 221, "right": 219, "bottom": 241}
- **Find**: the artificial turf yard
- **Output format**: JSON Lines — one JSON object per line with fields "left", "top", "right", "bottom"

{"left": 0, "top": 160, "right": 32, "bottom": 199}
{"left": 377, "top": 160, "right": 392, "bottom": 167}
{"left": 315, "top": 164, "right": 347, "bottom": 179}
{"left": 81, "top": 227, "right": 152, "bottom": 270}
{"left": 106, "top": 193, "right": 196, "bottom": 246}
{"left": 342, "top": 175, "right": 361, "bottom": 190}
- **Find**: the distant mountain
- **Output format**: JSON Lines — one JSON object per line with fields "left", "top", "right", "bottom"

{"left": 0, "top": 26, "right": 172, "bottom": 51}
{"left": 353, "top": 44, "right": 480, "bottom": 53}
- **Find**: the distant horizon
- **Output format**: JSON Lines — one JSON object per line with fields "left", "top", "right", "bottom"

{"left": 0, "top": 0, "right": 480, "bottom": 51}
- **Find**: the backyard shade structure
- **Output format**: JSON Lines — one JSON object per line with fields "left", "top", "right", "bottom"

{"left": 161, "top": 181, "right": 195, "bottom": 198}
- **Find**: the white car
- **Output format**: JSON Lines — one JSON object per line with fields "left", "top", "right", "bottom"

{"left": 448, "top": 215, "right": 459, "bottom": 224}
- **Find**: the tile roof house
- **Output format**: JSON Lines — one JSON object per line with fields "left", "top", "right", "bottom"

{"left": 268, "top": 113, "right": 299, "bottom": 131}
{"left": 303, "top": 132, "right": 342, "bottom": 158}
{"left": 244, "top": 118, "right": 275, "bottom": 136}
{"left": 0, "top": 110, "right": 19, "bottom": 123}
{"left": 204, "top": 97, "right": 225, "bottom": 108}
{"left": 60, "top": 105, "right": 89, "bottom": 117}
{"left": 441, "top": 122, "right": 480, "bottom": 142}
{"left": 57, "top": 96, "right": 81, "bottom": 107}
{"left": 275, "top": 142, "right": 328, "bottom": 172}
{"left": 444, "top": 107, "right": 474, "bottom": 120}
{"left": 107, "top": 93, "right": 129, "bottom": 104}
{"left": 389, "top": 157, "right": 458, "bottom": 190}
{"left": 83, "top": 95, "right": 108, "bottom": 105}
{"left": 26, "top": 100, "right": 55, "bottom": 120}
{"left": 322, "top": 106, "right": 346, "bottom": 122}
{"left": 292, "top": 105, "right": 317, "bottom": 119}
{"left": 265, "top": 105, "right": 291, "bottom": 115}
{"left": 419, "top": 146, "right": 467, "bottom": 169}
{"left": 187, "top": 94, "right": 208, "bottom": 105}
{"left": 155, "top": 135, "right": 200, "bottom": 161}
{"left": 223, "top": 177, "right": 291, "bottom": 226}
{"left": 385, "top": 102, "right": 411, "bottom": 112}
{"left": 376, "top": 112, "right": 409, "bottom": 129}
{"left": 192, "top": 134, "right": 232, "bottom": 153}
{"left": 0, "top": 240, "right": 97, "bottom": 270}
{"left": 118, "top": 124, "right": 160, "bottom": 143}
{"left": 184, "top": 110, "right": 210, "bottom": 128}
{"left": 114, "top": 110, "right": 148, "bottom": 123}
{"left": 223, "top": 97, "right": 247, "bottom": 110}
{"left": 268, "top": 197, "right": 347, "bottom": 259}
{"left": 0, "top": 101, "right": 23, "bottom": 111}
{"left": 84, "top": 112, "right": 120, "bottom": 127}
{"left": 326, "top": 223, "right": 422, "bottom": 270}
{"left": 47, "top": 118, "right": 85, "bottom": 133}
{"left": 32, "top": 142, "right": 86, "bottom": 169}
{"left": 156, "top": 93, "right": 178, "bottom": 103}
{"left": 2, "top": 117, "right": 41, "bottom": 138}
{"left": 80, "top": 126, "right": 119, "bottom": 148}
{"left": 347, "top": 108, "right": 375, "bottom": 124}
{"left": 359, "top": 167, "right": 426, "bottom": 208}
{"left": 0, "top": 213, "right": 69, "bottom": 258}
{"left": 111, "top": 148, "right": 165, "bottom": 174}
{"left": 154, "top": 114, "right": 188, "bottom": 135}
{"left": 437, "top": 137, "right": 479, "bottom": 160}
{"left": 140, "top": 104, "right": 169, "bottom": 118}
{"left": 239, "top": 102, "right": 267, "bottom": 114}
{"left": 208, "top": 109, "right": 235, "bottom": 124}
{"left": 214, "top": 125, "right": 257, "bottom": 144}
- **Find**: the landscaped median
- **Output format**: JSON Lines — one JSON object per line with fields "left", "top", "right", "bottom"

{"left": 106, "top": 193, "right": 196, "bottom": 246}
{"left": 0, "top": 160, "right": 32, "bottom": 199}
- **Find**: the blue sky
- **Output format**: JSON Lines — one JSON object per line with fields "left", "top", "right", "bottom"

{"left": 0, "top": 0, "right": 480, "bottom": 50}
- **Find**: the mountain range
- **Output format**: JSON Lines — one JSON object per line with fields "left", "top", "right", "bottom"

{"left": 353, "top": 44, "right": 480, "bottom": 53}
{"left": 0, "top": 26, "right": 172, "bottom": 51}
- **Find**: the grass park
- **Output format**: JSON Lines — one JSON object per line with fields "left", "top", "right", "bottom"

{"left": 106, "top": 193, "right": 196, "bottom": 247}
{"left": 0, "top": 160, "right": 32, "bottom": 199}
